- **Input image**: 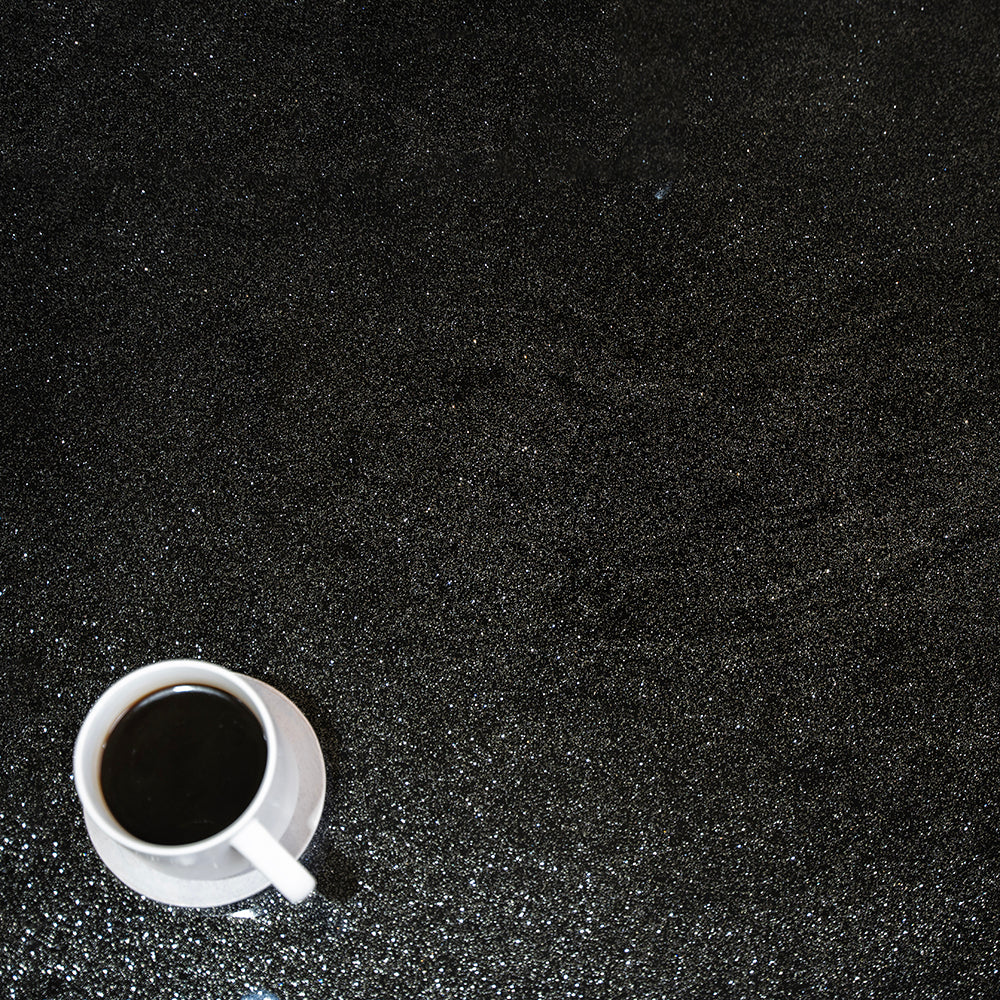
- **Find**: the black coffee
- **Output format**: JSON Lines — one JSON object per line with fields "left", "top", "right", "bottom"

{"left": 100, "top": 684, "right": 268, "bottom": 846}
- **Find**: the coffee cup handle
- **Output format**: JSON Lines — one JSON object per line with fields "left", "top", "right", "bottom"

{"left": 231, "top": 819, "right": 316, "bottom": 904}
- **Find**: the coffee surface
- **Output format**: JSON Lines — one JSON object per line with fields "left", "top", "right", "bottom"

{"left": 100, "top": 684, "right": 268, "bottom": 845}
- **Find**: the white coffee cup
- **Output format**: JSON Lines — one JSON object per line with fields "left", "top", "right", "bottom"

{"left": 73, "top": 659, "right": 316, "bottom": 904}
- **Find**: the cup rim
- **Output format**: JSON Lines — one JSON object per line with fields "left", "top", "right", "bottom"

{"left": 73, "top": 659, "right": 277, "bottom": 857}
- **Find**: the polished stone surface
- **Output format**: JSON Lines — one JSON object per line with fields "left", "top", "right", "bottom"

{"left": 4, "top": 2, "right": 1000, "bottom": 997}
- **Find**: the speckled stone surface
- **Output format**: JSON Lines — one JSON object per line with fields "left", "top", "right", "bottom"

{"left": 4, "top": 2, "right": 1000, "bottom": 998}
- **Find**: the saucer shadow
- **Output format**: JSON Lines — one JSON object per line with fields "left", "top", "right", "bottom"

{"left": 264, "top": 675, "right": 361, "bottom": 903}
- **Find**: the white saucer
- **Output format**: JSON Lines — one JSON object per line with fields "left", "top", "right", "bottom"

{"left": 85, "top": 678, "right": 326, "bottom": 908}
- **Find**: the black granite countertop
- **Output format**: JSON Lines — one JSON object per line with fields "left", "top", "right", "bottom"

{"left": 4, "top": 2, "right": 1000, "bottom": 998}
